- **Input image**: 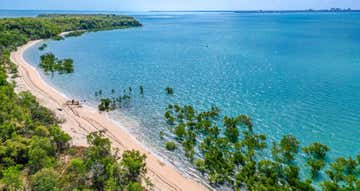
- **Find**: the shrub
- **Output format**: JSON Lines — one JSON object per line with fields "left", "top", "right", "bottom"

{"left": 165, "top": 141, "right": 176, "bottom": 151}
{"left": 165, "top": 87, "right": 174, "bottom": 95}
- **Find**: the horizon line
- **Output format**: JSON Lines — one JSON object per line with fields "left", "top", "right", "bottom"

{"left": 1, "top": 8, "right": 360, "bottom": 12}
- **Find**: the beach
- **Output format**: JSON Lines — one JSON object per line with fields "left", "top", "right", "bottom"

{"left": 10, "top": 39, "right": 208, "bottom": 191}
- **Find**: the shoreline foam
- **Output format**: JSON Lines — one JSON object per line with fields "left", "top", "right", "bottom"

{"left": 10, "top": 39, "right": 209, "bottom": 191}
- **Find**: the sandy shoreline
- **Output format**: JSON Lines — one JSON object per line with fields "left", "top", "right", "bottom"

{"left": 10, "top": 39, "right": 208, "bottom": 191}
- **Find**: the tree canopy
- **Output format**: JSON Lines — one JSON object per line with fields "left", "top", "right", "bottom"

{"left": 0, "top": 14, "right": 141, "bottom": 50}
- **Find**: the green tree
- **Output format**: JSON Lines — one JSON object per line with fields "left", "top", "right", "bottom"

{"left": 1, "top": 166, "right": 23, "bottom": 191}
{"left": 126, "top": 182, "right": 144, "bottom": 191}
{"left": 303, "top": 142, "right": 329, "bottom": 177}
{"left": 194, "top": 159, "right": 206, "bottom": 174}
{"left": 98, "top": 98, "right": 112, "bottom": 111}
{"left": 121, "top": 150, "right": 147, "bottom": 182}
{"left": 84, "top": 132, "right": 114, "bottom": 190}
{"left": 174, "top": 123, "right": 186, "bottom": 140}
{"left": 60, "top": 58, "right": 74, "bottom": 73}
{"left": 0, "top": 136, "right": 29, "bottom": 166}
{"left": 223, "top": 116, "right": 240, "bottom": 143}
{"left": 60, "top": 158, "right": 87, "bottom": 191}
{"left": 273, "top": 135, "right": 300, "bottom": 163}
{"left": 303, "top": 142, "right": 329, "bottom": 160}
{"left": 139, "top": 86, "right": 144, "bottom": 94}
{"left": 28, "top": 136, "right": 56, "bottom": 172}
{"left": 48, "top": 125, "right": 71, "bottom": 153}
{"left": 38, "top": 43, "right": 47, "bottom": 51}
{"left": 39, "top": 53, "right": 56, "bottom": 73}
{"left": 30, "top": 168, "right": 59, "bottom": 191}
{"left": 307, "top": 159, "right": 326, "bottom": 177}
{"left": 165, "top": 141, "right": 176, "bottom": 151}
{"left": 165, "top": 87, "right": 174, "bottom": 95}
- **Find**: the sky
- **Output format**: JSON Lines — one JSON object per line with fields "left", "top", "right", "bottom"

{"left": 0, "top": 0, "right": 359, "bottom": 11}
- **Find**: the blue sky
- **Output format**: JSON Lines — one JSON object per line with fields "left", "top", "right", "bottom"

{"left": 0, "top": 0, "right": 359, "bottom": 11}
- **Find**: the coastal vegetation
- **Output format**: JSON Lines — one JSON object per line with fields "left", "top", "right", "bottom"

{"left": 159, "top": 131, "right": 164, "bottom": 139}
{"left": 95, "top": 89, "right": 103, "bottom": 96}
{"left": 0, "top": 14, "right": 141, "bottom": 50}
{"left": 139, "top": 85, "right": 144, "bottom": 95}
{"left": 51, "top": 36, "right": 65, "bottom": 41}
{"left": 96, "top": 85, "right": 177, "bottom": 112}
{"left": 1, "top": 49, "right": 17, "bottom": 78}
{"left": 98, "top": 98, "right": 113, "bottom": 111}
{"left": 2, "top": 12, "right": 358, "bottom": 191}
{"left": 165, "top": 86, "right": 174, "bottom": 95}
{"left": 0, "top": 78, "right": 149, "bottom": 190}
{"left": 39, "top": 53, "right": 74, "bottom": 74}
{"left": 38, "top": 43, "right": 47, "bottom": 51}
{"left": 0, "top": 14, "right": 149, "bottom": 190}
{"left": 96, "top": 86, "right": 145, "bottom": 112}
{"left": 96, "top": 88, "right": 133, "bottom": 112}
{"left": 64, "top": 30, "right": 86, "bottom": 38}
{"left": 165, "top": 141, "right": 177, "bottom": 151}
{"left": 164, "top": 104, "right": 360, "bottom": 190}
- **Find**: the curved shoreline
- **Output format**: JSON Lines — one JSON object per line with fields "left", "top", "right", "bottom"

{"left": 10, "top": 40, "right": 208, "bottom": 191}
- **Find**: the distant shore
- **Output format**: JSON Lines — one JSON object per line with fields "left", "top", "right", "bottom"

{"left": 150, "top": 9, "right": 360, "bottom": 13}
{"left": 10, "top": 38, "right": 208, "bottom": 191}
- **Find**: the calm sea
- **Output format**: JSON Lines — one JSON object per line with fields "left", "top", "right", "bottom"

{"left": 3, "top": 10, "right": 360, "bottom": 183}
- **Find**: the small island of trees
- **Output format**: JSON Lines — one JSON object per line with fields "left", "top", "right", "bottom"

{"left": 39, "top": 53, "right": 74, "bottom": 74}
{"left": 38, "top": 43, "right": 47, "bottom": 51}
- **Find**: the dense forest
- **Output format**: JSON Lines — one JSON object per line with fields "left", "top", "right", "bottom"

{"left": 164, "top": 104, "right": 360, "bottom": 190}
{"left": 0, "top": 15, "right": 148, "bottom": 190}
{"left": 0, "top": 14, "right": 141, "bottom": 50}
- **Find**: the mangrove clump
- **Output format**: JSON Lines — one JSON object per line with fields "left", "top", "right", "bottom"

{"left": 164, "top": 104, "right": 360, "bottom": 190}
{"left": 38, "top": 43, "right": 47, "bottom": 51}
{"left": 39, "top": 53, "right": 74, "bottom": 74}
{"left": 165, "top": 86, "right": 174, "bottom": 95}
{"left": 64, "top": 30, "right": 86, "bottom": 38}
{"left": 165, "top": 141, "right": 176, "bottom": 151}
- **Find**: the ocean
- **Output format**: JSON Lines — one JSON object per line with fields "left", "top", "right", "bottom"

{"left": 4, "top": 10, "right": 360, "bottom": 184}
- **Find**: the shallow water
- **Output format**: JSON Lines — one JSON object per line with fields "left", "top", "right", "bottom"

{"left": 17, "top": 11, "right": 360, "bottom": 184}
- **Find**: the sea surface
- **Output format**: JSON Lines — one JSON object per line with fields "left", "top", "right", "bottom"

{"left": 2, "top": 10, "right": 360, "bottom": 185}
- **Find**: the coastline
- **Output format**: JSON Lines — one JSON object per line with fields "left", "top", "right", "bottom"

{"left": 10, "top": 39, "right": 208, "bottom": 191}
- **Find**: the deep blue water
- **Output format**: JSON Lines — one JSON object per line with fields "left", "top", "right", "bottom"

{"left": 3, "top": 10, "right": 360, "bottom": 183}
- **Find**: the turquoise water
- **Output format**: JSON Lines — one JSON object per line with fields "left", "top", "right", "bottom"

{"left": 21, "top": 12, "right": 360, "bottom": 181}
